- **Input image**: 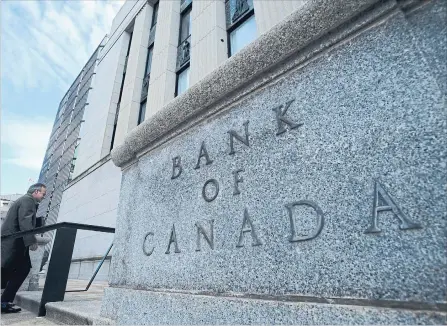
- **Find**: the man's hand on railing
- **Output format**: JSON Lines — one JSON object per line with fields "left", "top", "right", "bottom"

{"left": 36, "top": 234, "right": 51, "bottom": 245}
{"left": 29, "top": 244, "right": 38, "bottom": 251}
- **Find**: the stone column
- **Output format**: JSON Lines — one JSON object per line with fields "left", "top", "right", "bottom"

{"left": 99, "top": 32, "right": 131, "bottom": 157}
{"left": 114, "top": 3, "right": 153, "bottom": 147}
{"left": 146, "top": 0, "right": 181, "bottom": 119}
{"left": 253, "top": 0, "right": 306, "bottom": 35}
{"left": 190, "top": 0, "right": 228, "bottom": 87}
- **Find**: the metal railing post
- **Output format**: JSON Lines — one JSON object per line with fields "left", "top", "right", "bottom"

{"left": 38, "top": 227, "right": 77, "bottom": 316}
{"left": 65, "top": 242, "right": 114, "bottom": 293}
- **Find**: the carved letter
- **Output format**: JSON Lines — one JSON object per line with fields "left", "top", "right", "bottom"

{"left": 194, "top": 141, "right": 213, "bottom": 169}
{"left": 165, "top": 224, "right": 181, "bottom": 254}
{"left": 143, "top": 232, "right": 155, "bottom": 256}
{"left": 365, "top": 180, "right": 422, "bottom": 234}
{"left": 195, "top": 220, "right": 214, "bottom": 251}
{"left": 233, "top": 168, "right": 244, "bottom": 195}
{"left": 286, "top": 200, "right": 324, "bottom": 242}
{"left": 202, "top": 179, "right": 219, "bottom": 202}
{"left": 228, "top": 121, "right": 250, "bottom": 155}
{"left": 171, "top": 156, "right": 182, "bottom": 179}
{"left": 272, "top": 99, "right": 302, "bottom": 135}
{"left": 236, "top": 208, "right": 262, "bottom": 247}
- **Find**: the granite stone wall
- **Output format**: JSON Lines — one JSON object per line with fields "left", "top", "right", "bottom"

{"left": 101, "top": 0, "right": 446, "bottom": 324}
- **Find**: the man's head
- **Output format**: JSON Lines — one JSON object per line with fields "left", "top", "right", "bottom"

{"left": 27, "top": 183, "right": 47, "bottom": 202}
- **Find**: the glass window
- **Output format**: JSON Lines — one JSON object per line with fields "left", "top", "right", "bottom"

{"left": 126, "top": 32, "right": 133, "bottom": 56}
{"left": 58, "top": 106, "right": 64, "bottom": 118}
{"left": 176, "top": 67, "right": 190, "bottom": 96}
{"left": 145, "top": 47, "right": 153, "bottom": 75}
{"left": 138, "top": 101, "right": 147, "bottom": 125}
{"left": 73, "top": 144, "right": 79, "bottom": 160}
{"left": 79, "top": 121, "right": 85, "bottom": 137}
{"left": 230, "top": 14, "right": 257, "bottom": 56}
{"left": 151, "top": 2, "right": 159, "bottom": 27}
{"left": 179, "top": 9, "right": 191, "bottom": 44}
{"left": 110, "top": 124, "right": 117, "bottom": 151}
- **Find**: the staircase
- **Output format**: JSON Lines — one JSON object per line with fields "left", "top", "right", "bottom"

{"left": 11, "top": 280, "right": 114, "bottom": 325}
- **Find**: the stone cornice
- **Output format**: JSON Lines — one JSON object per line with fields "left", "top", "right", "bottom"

{"left": 111, "top": 0, "right": 401, "bottom": 168}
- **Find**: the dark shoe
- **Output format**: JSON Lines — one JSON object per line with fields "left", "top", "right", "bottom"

{"left": 9, "top": 303, "right": 21, "bottom": 310}
{"left": 1, "top": 302, "right": 21, "bottom": 313}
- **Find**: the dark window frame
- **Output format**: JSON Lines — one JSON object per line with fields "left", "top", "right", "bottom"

{"left": 175, "top": 1, "right": 192, "bottom": 97}
{"left": 138, "top": 100, "right": 147, "bottom": 125}
{"left": 178, "top": 4, "right": 192, "bottom": 45}
{"left": 175, "top": 63, "right": 190, "bottom": 97}
{"left": 151, "top": 2, "right": 159, "bottom": 28}
{"left": 144, "top": 45, "right": 154, "bottom": 77}
{"left": 125, "top": 32, "right": 133, "bottom": 58}
{"left": 225, "top": 0, "right": 255, "bottom": 57}
{"left": 180, "top": 0, "right": 192, "bottom": 15}
{"left": 111, "top": 31, "right": 133, "bottom": 151}
{"left": 110, "top": 119, "right": 117, "bottom": 151}
{"left": 138, "top": 45, "right": 154, "bottom": 125}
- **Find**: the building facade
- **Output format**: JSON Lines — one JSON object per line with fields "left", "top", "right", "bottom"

{"left": 35, "top": 39, "right": 108, "bottom": 277}
{"left": 36, "top": 0, "right": 310, "bottom": 280}
{"left": 102, "top": 0, "right": 446, "bottom": 323}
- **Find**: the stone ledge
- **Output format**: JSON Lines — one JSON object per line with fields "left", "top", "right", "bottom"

{"left": 105, "top": 286, "right": 447, "bottom": 312}
{"left": 101, "top": 287, "right": 447, "bottom": 324}
{"left": 111, "top": 0, "right": 393, "bottom": 168}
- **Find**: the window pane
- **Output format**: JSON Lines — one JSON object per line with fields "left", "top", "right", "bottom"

{"left": 230, "top": 15, "right": 257, "bottom": 56}
{"left": 177, "top": 67, "right": 190, "bottom": 96}
{"left": 126, "top": 32, "right": 133, "bottom": 56}
{"left": 145, "top": 47, "right": 153, "bottom": 75}
{"left": 139, "top": 101, "right": 147, "bottom": 124}
{"left": 180, "top": 10, "right": 191, "bottom": 43}
{"left": 152, "top": 2, "right": 159, "bottom": 27}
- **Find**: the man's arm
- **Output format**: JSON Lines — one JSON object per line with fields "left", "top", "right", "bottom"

{"left": 18, "top": 199, "right": 37, "bottom": 247}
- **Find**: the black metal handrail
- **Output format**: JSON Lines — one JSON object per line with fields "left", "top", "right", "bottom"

{"left": 1, "top": 222, "right": 115, "bottom": 240}
{"left": 1, "top": 222, "right": 115, "bottom": 316}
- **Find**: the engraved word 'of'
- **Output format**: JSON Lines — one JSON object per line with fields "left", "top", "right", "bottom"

{"left": 202, "top": 179, "right": 220, "bottom": 202}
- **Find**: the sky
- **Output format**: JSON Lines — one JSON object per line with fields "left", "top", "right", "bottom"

{"left": 1, "top": 0, "right": 124, "bottom": 195}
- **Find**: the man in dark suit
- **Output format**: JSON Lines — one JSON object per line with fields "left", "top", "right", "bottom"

{"left": 1, "top": 183, "right": 46, "bottom": 313}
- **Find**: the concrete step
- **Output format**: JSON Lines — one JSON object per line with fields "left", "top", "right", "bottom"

{"left": 14, "top": 292, "right": 114, "bottom": 325}
{"left": 45, "top": 300, "right": 114, "bottom": 325}
{"left": 13, "top": 280, "right": 114, "bottom": 325}
{"left": 14, "top": 291, "right": 42, "bottom": 315}
{"left": 0, "top": 307, "right": 57, "bottom": 325}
